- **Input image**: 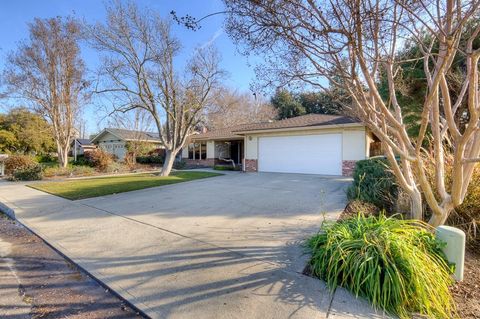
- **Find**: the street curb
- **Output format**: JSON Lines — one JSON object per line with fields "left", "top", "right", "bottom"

{"left": 0, "top": 201, "right": 15, "bottom": 219}
{"left": 0, "top": 200, "right": 151, "bottom": 319}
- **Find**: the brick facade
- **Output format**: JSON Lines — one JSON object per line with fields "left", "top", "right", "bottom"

{"left": 184, "top": 158, "right": 215, "bottom": 167}
{"left": 342, "top": 160, "right": 357, "bottom": 177}
{"left": 244, "top": 159, "right": 258, "bottom": 172}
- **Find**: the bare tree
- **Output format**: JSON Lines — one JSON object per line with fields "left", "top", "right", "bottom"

{"left": 2, "top": 17, "right": 88, "bottom": 167}
{"left": 86, "top": 2, "right": 224, "bottom": 176}
{"left": 205, "top": 87, "right": 276, "bottom": 129}
{"left": 222, "top": 0, "right": 480, "bottom": 226}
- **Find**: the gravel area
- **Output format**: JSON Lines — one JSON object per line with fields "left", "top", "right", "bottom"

{"left": 0, "top": 215, "right": 145, "bottom": 319}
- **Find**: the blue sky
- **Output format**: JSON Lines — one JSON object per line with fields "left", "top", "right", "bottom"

{"left": 0, "top": 0, "right": 259, "bottom": 134}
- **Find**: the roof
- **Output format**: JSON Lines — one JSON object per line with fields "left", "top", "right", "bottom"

{"left": 74, "top": 138, "right": 93, "bottom": 146}
{"left": 232, "top": 114, "right": 360, "bottom": 133}
{"left": 191, "top": 114, "right": 361, "bottom": 141}
{"left": 91, "top": 128, "right": 162, "bottom": 144}
{"left": 191, "top": 124, "right": 251, "bottom": 141}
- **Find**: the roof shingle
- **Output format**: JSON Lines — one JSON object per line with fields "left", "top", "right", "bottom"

{"left": 75, "top": 138, "right": 93, "bottom": 145}
{"left": 107, "top": 128, "right": 161, "bottom": 142}
{"left": 232, "top": 114, "right": 360, "bottom": 133}
{"left": 192, "top": 114, "right": 361, "bottom": 141}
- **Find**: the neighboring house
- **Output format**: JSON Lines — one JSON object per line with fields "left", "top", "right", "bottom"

{"left": 70, "top": 138, "right": 96, "bottom": 157}
{"left": 182, "top": 114, "right": 378, "bottom": 176}
{"left": 91, "top": 128, "right": 163, "bottom": 160}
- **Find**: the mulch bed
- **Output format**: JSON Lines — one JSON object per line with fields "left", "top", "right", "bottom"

{"left": 451, "top": 248, "right": 480, "bottom": 319}
{"left": 0, "top": 215, "right": 145, "bottom": 319}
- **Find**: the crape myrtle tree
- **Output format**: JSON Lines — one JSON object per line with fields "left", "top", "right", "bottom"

{"left": 87, "top": 2, "right": 224, "bottom": 176}
{"left": 378, "top": 20, "right": 480, "bottom": 138}
{"left": 221, "top": 0, "right": 480, "bottom": 226}
{"left": 3, "top": 17, "right": 88, "bottom": 167}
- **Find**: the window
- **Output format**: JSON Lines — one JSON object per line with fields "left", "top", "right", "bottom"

{"left": 200, "top": 142, "right": 207, "bottom": 159}
{"left": 194, "top": 143, "right": 201, "bottom": 159}
{"left": 188, "top": 144, "right": 194, "bottom": 159}
{"left": 188, "top": 142, "right": 207, "bottom": 160}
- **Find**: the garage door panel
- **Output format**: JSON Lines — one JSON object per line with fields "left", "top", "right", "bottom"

{"left": 258, "top": 134, "right": 342, "bottom": 175}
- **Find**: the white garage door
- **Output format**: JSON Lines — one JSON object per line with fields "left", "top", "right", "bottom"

{"left": 258, "top": 134, "right": 342, "bottom": 175}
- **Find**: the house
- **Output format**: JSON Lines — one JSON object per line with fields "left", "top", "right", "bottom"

{"left": 182, "top": 114, "right": 378, "bottom": 176}
{"left": 91, "top": 128, "right": 163, "bottom": 160}
{"left": 70, "top": 138, "right": 96, "bottom": 157}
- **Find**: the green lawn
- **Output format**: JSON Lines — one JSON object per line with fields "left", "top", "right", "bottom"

{"left": 29, "top": 171, "right": 222, "bottom": 200}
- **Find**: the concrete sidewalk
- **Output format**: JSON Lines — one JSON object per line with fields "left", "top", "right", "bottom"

{"left": 0, "top": 176, "right": 389, "bottom": 319}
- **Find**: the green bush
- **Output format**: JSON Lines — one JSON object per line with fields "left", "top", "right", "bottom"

{"left": 4, "top": 155, "right": 37, "bottom": 175}
{"left": 71, "top": 155, "right": 92, "bottom": 167}
{"left": 35, "top": 154, "right": 55, "bottom": 163}
{"left": 136, "top": 155, "right": 164, "bottom": 164}
{"left": 12, "top": 164, "right": 43, "bottom": 181}
{"left": 307, "top": 214, "right": 455, "bottom": 319}
{"left": 213, "top": 165, "right": 236, "bottom": 171}
{"left": 347, "top": 158, "right": 398, "bottom": 211}
{"left": 173, "top": 159, "right": 186, "bottom": 170}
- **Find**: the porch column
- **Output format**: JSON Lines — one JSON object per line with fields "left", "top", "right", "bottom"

{"left": 206, "top": 141, "right": 215, "bottom": 159}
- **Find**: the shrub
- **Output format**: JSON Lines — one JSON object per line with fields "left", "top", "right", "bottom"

{"left": 4, "top": 155, "right": 37, "bottom": 175}
{"left": 307, "top": 214, "right": 455, "bottom": 319}
{"left": 136, "top": 155, "right": 164, "bottom": 164}
{"left": 84, "top": 149, "right": 113, "bottom": 171}
{"left": 12, "top": 164, "right": 43, "bottom": 181}
{"left": 347, "top": 158, "right": 398, "bottom": 211}
{"left": 173, "top": 159, "right": 186, "bottom": 170}
{"left": 35, "top": 153, "right": 55, "bottom": 163}
{"left": 213, "top": 165, "right": 235, "bottom": 171}
{"left": 71, "top": 155, "right": 92, "bottom": 167}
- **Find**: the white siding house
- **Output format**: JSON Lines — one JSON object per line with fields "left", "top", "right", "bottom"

{"left": 182, "top": 114, "right": 375, "bottom": 176}
{"left": 91, "top": 128, "right": 163, "bottom": 160}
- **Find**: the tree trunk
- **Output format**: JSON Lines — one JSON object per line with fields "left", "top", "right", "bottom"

{"left": 428, "top": 201, "right": 454, "bottom": 227}
{"left": 409, "top": 189, "right": 423, "bottom": 220}
{"left": 57, "top": 144, "right": 69, "bottom": 168}
{"left": 160, "top": 150, "right": 176, "bottom": 176}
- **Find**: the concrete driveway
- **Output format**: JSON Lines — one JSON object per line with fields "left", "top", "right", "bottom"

{"left": 0, "top": 172, "right": 388, "bottom": 319}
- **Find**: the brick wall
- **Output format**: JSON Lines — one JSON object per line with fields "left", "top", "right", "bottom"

{"left": 184, "top": 158, "right": 215, "bottom": 167}
{"left": 244, "top": 159, "right": 258, "bottom": 172}
{"left": 342, "top": 160, "right": 357, "bottom": 177}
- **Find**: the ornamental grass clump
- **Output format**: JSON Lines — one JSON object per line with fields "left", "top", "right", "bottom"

{"left": 307, "top": 214, "right": 456, "bottom": 319}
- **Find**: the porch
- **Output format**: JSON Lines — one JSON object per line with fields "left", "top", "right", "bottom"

{"left": 183, "top": 139, "right": 244, "bottom": 170}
